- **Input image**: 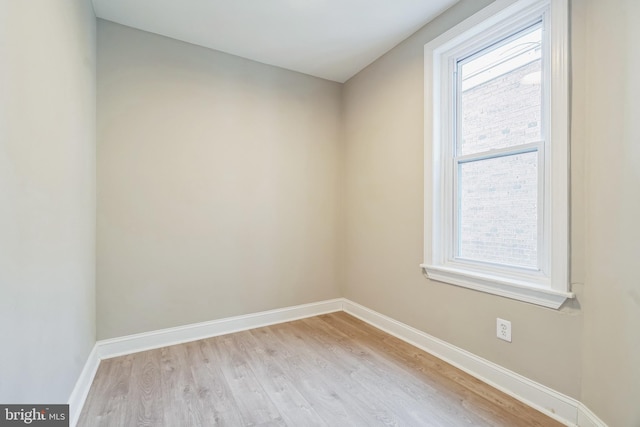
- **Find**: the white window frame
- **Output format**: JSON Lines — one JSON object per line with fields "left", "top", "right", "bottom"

{"left": 422, "top": 0, "right": 573, "bottom": 309}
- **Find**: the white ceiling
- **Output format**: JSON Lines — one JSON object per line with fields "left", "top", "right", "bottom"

{"left": 91, "top": 0, "right": 458, "bottom": 83}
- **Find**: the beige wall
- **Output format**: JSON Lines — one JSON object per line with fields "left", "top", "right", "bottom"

{"left": 94, "top": 1, "right": 640, "bottom": 422}
{"left": 343, "top": 0, "right": 640, "bottom": 421}
{"left": 580, "top": 0, "right": 640, "bottom": 424}
{"left": 0, "top": 0, "right": 96, "bottom": 403}
{"left": 97, "top": 21, "right": 342, "bottom": 339}
{"left": 342, "top": 0, "right": 583, "bottom": 399}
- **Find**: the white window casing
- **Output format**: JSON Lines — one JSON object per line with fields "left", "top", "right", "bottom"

{"left": 422, "top": 0, "right": 573, "bottom": 309}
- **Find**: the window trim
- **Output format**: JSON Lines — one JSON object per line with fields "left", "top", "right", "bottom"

{"left": 421, "top": 0, "right": 573, "bottom": 309}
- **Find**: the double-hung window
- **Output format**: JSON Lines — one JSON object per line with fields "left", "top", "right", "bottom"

{"left": 422, "top": 0, "right": 573, "bottom": 308}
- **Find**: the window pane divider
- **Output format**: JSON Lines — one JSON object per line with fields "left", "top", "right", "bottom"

{"left": 456, "top": 141, "right": 542, "bottom": 164}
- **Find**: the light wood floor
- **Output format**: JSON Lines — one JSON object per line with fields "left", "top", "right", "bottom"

{"left": 78, "top": 312, "right": 563, "bottom": 426}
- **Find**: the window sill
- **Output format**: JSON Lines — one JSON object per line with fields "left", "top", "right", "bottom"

{"left": 420, "top": 264, "right": 574, "bottom": 309}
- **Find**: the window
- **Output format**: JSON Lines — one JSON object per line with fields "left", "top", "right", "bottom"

{"left": 422, "top": 0, "right": 573, "bottom": 308}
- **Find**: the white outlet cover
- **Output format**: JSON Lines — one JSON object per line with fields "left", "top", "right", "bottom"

{"left": 497, "top": 318, "right": 512, "bottom": 342}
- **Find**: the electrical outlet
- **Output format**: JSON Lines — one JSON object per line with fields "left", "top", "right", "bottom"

{"left": 497, "top": 318, "right": 512, "bottom": 342}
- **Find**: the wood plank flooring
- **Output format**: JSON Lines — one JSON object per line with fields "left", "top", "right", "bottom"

{"left": 78, "top": 312, "right": 564, "bottom": 426}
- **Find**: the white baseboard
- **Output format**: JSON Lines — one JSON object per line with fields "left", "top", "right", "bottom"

{"left": 68, "top": 345, "right": 100, "bottom": 427}
{"left": 96, "top": 298, "right": 344, "bottom": 360}
{"left": 68, "top": 297, "right": 607, "bottom": 427}
{"left": 577, "top": 402, "right": 608, "bottom": 427}
{"left": 342, "top": 299, "right": 587, "bottom": 427}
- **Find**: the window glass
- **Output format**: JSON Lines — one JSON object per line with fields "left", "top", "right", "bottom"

{"left": 457, "top": 152, "right": 538, "bottom": 268}
{"left": 458, "top": 25, "right": 543, "bottom": 156}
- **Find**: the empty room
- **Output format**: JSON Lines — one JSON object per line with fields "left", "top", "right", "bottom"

{"left": 1, "top": 0, "right": 638, "bottom": 426}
